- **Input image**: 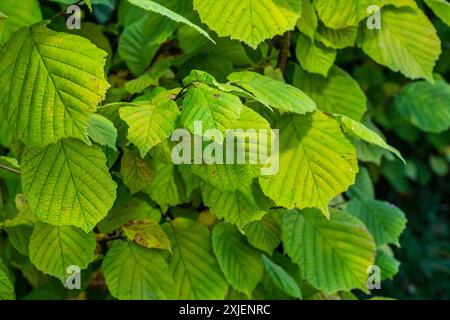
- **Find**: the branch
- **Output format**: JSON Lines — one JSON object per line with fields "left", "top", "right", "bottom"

{"left": 277, "top": 31, "right": 291, "bottom": 73}
{"left": 50, "top": 0, "right": 85, "bottom": 20}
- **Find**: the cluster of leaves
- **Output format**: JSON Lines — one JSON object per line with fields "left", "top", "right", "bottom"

{"left": 0, "top": 0, "right": 448, "bottom": 300}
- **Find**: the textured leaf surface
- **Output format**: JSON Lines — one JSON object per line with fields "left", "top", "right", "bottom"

{"left": 0, "top": 22, "right": 110, "bottom": 146}
{"left": 346, "top": 199, "right": 407, "bottom": 247}
{"left": 245, "top": 211, "right": 282, "bottom": 255}
{"left": 87, "top": 114, "right": 118, "bottom": 150}
{"left": 394, "top": 80, "right": 450, "bottom": 133}
{"left": 29, "top": 223, "right": 96, "bottom": 280}
{"left": 262, "top": 255, "right": 302, "bottom": 299}
{"left": 181, "top": 83, "right": 243, "bottom": 135}
{"left": 0, "top": 0, "right": 42, "bottom": 44}
{"left": 293, "top": 65, "right": 366, "bottom": 120}
{"left": 228, "top": 71, "right": 316, "bottom": 114}
{"left": 120, "top": 148, "right": 153, "bottom": 194}
{"left": 336, "top": 115, "right": 404, "bottom": 162}
{"left": 282, "top": 208, "right": 376, "bottom": 293}
{"left": 103, "top": 241, "right": 174, "bottom": 300}
{"left": 259, "top": 112, "right": 357, "bottom": 216}
{"left": 0, "top": 259, "right": 14, "bottom": 300}
{"left": 193, "top": 0, "right": 302, "bottom": 48}
{"left": 212, "top": 224, "right": 263, "bottom": 295}
{"left": 357, "top": 6, "right": 441, "bottom": 82}
{"left": 21, "top": 139, "right": 117, "bottom": 232}
{"left": 123, "top": 220, "right": 171, "bottom": 250}
{"left": 119, "top": 100, "right": 179, "bottom": 157}
{"left": 166, "top": 218, "right": 228, "bottom": 299}
{"left": 295, "top": 34, "right": 336, "bottom": 77}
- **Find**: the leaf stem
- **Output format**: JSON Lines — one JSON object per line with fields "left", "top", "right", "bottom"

{"left": 0, "top": 163, "right": 20, "bottom": 175}
{"left": 49, "top": 0, "right": 85, "bottom": 20}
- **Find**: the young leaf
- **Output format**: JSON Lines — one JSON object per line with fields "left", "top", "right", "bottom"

{"left": 193, "top": 0, "right": 302, "bottom": 48}
{"left": 245, "top": 211, "right": 282, "bottom": 255}
{"left": 282, "top": 208, "right": 376, "bottom": 293}
{"left": 228, "top": 71, "right": 317, "bottom": 115}
{"left": 120, "top": 148, "right": 153, "bottom": 194}
{"left": 102, "top": 241, "right": 174, "bottom": 300}
{"left": 0, "top": 21, "right": 110, "bottom": 147}
{"left": 21, "top": 139, "right": 117, "bottom": 232}
{"left": 259, "top": 112, "right": 358, "bottom": 217}
{"left": 87, "top": 114, "right": 118, "bottom": 151}
{"left": 119, "top": 100, "right": 179, "bottom": 158}
{"left": 212, "top": 223, "right": 264, "bottom": 296}
{"left": 29, "top": 223, "right": 96, "bottom": 281}
{"left": 165, "top": 218, "right": 228, "bottom": 299}
{"left": 0, "top": 0, "right": 42, "bottom": 44}
{"left": 295, "top": 34, "right": 337, "bottom": 77}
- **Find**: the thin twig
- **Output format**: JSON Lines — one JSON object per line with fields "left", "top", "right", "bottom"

{"left": 0, "top": 163, "right": 20, "bottom": 175}
{"left": 277, "top": 31, "right": 291, "bottom": 73}
{"left": 49, "top": 0, "right": 85, "bottom": 20}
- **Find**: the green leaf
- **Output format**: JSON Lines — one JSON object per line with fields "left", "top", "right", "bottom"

{"left": 228, "top": 71, "right": 316, "bottom": 114}
{"left": 346, "top": 199, "right": 407, "bottom": 247}
{"left": 259, "top": 112, "right": 358, "bottom": 217}
{"left": 424, "top": 0, "right": 450, "bottom": 27}
{"left": 297, "top": 0, "right": 318, "bottom": 40}
{"left": 29, "top": 223, "right": 96, "bottom": 281}
{"left": 202, "top": 182, "right": 269, "bottom": 228}
{"left": 295, "top": 34, "right": 336, "bottom": 77}
{"left": 212, "top": 223, "right": 264, "bottom": 295}
{"left": 282, "top": 208, "right": 376, "bottom": 293}
{"left": 262, "top": 255, "right": 302, "bottom": 299}
{"left": 357, "top": 6, "right": 441, "bottom": 82}
{"left": 315, "top": 24, "right": 358, "bottom": 49}
{"left": 21, "top": 139, "right": 117, "bottom": 232}
{"left": 0, "top": 258, "right": 14, "bottom": 300}
{"left": 336, "top": 114, "right": 404, "bottom": 162}
{"left": 120, "top": 148, "right": 153, "bottom": 194}
{"left": 293, "top": 65, "right": 366, "bottom": 121}
{"left": 181, "top": 83, "right": 243, "bottom": 135}
{"left": 126, "top": 0, "right": 213, "bottom": 43}
{"left": 394, "top": 80, "right": 450, "bottom": 133}
{"left": 165, "top": 218, "right": 228, "bottom": 299}
{"left": 87, "top": 114, "right": 118, "bottom": 150}
{"left": 347, "top": 167, "right": 375, "bottom": 200}
{"left": 375, "top": 248, "right": 400, "bottom": 280}
{"left": 119, "top": 99, "right": 179, "bottom": 158}
{"left": 0, "top": 0, "right": 42, "bottom": 44}
{"left": 245, "top": 211, "right": 282, "bottom": 255}
{"left": 102, "top": 241, "right": 174, "bottom": 300}
{"left": 193, "top": 0, "right": 302, "bottom": 48}
{"left": 98, "top": 197, "right": 161, "bottom": 233}
{"left": 123, "top": 220, "right": 171, "bottom": 250}
{"left": 0, "top": 21, "right": 110, "bottom": 147}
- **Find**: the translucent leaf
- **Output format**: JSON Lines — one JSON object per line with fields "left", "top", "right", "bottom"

{"left": 102, "top": 241, "right": 174, "bottom": 300}
{"left": 193, "top": 0, "right": 302, "bottom": 48}
{"left": 0, "top": 21, "right": 110, "bottom": 147}
{"left": 212, "top": 223, "right": 264, "bottom": 295}
{"left": 119, "top": 99, "right": 179, "bottom": 158}
{"left": 21, "top": 139, "right": 117, "bottom": 232}
{"left": 297, "top": 0, "right": 318, "bottom": 40}
{"left": 29, "top": 223, "right": 96, "bottom": 281}
{"left": 357, "top": 6, "right": 441, "bottom": 82}
{"left": 295, "top": 34, "right": 336, "bottom": 77}
{"left": 165, "top": 218, "right": 228, "bottom": 299}
{"left": 282, "top": 208, "right": 376, "bottom": 293}
{"left": 0, "top": 0, "right": 42, "bottom": 44}
{"left": 293, "top": 65, "right": 366, "bottom": 121}
{"left": 259, "top": 112, "right": 357, "bottom": 217}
